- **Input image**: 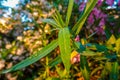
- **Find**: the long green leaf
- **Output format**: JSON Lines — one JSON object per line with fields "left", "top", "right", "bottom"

{"left": 72, "top": 0, "right": 98, "bottom": 35}
{"left": 80, "top": 56, "right": 90, "bottom": 80}
{"left": 81, "top": 67, "right": 90, "bottom": 80}
{"left": 58, "top": 27, "right": 71, "bottom": 72}
{"left": 55, "top": 10, "right": 65, "bottom": 27}
{"left": 110, "top": 62, "right": 119, "bottom": 80}
{"left": 81, "top": 51, "right": 100, "bottom": 56}
{"left": 52, "top": 10, "right": 64, "bottom": 28}
{"left": 65, "top": 0, "right": 74, "bottom": 27}
{"left": 49, "top": 55, "right": 62, "bottom": 68}
{"left": 1, "top": 40, "right": 58, "bottom": 74}
{"left": 91, "top": 66, "right": 103, "bottom": 76}
{"left": 52, "top": 14, "right": 62, "bottom": 28}
{"left": 42, "top": 19, "right": 60, "bottom": 28}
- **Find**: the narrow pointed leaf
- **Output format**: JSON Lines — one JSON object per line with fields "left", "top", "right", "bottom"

{"left": 52, "top": 10, "right": 64, "bottom": 28}
{"left": 65, "top": 0, "right": 74, "bottom": 27}
{"left": 55, "top": 10, "right": 65, "bottom": 27}
{"left": 81, "top": 67, "right": 90, "bottom": 80}
{"left": 52, "top": 13, "right": 63, "bottom": 28}
{"left": 110, "top": 62, "right": 119, "bottom": 80}
{"left": 58, "top": 27, "right": 71, "bottom": 72}
{"left": 80, "top": 56, "right": 90, "bottom": 80}
{"left": 1, "top": 40, "right": 58, "bottom": 74}
{"left": 42, "top": 19, "right": 60, "bottom": 28}
{"left": 72, "top": 0, "right": 98, "bottom": 35}
{"left": 49, "top": 55, "right": 62, "bottom": 68}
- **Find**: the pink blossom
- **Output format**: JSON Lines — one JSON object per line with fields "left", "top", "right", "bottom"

{"left": 71, "top": 54, "right": 80, "bottom": 64}
{"left": 106, "top": 0, "right": 114, "bottom": 6}
{"left": 75, "top": 35, "right": 80, "bottom": 42}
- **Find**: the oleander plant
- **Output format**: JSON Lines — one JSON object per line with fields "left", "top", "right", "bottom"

{"left": 0, "top": 0, "right": 120, "bottom": 80}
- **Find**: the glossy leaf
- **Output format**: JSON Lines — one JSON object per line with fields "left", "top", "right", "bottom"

{"left": 58, "top": 27, "right": 71, "bottom": 72}
{"left": 1, "top": 40, "right": 58, "bottom": 74}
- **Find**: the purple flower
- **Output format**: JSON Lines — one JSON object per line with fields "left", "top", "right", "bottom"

{"left": 106, "top": 0, "right": 114, "bottom": 6}
{"left": 97, "top": 0, "right": 103, "bottom": 7}
{"left": 87, "top": 6, "right": 107, "bottom": 36}
{"left": 79, "top": 2, "right": 86, "bottom": 12}
{"left": 99, "top": 12, "right": 107, "bottom": 19}
{"left": 118, "top": 0, "right": 120, "bottom": 6}
{"left": 74, "top": 0, "right": 87, "bottom": 12}
{"left": 96, "top": 26, "right": 105, "bottom": 35}
{"left": 99, "top": 18, "right": 105, "bottom": 26}
{"left": 87, "top": 14, "right": 94, "bottom": 24}
{"left": 92, "top": 7, "right": 101, "bottom": 18}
